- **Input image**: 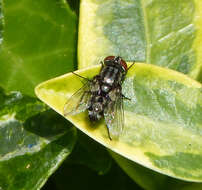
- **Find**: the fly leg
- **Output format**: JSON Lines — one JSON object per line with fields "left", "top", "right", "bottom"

{"left": 72, "top": 72, "right": 91, "bottom": 82}
{"left": 106, "top": 126, "right": 112, "bottom": 141}
{"left": 100, "top": 61, "right": 104, "bottom": 69}
{"left": 121, "top": 94, "right": 131, "bottom": 101}
{"left": 127, "top": 61, "right": 135, "bottom": 71}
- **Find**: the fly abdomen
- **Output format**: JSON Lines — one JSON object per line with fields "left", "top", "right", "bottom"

{"left": 88, "top": 95, "right": 105, "bottom": 121}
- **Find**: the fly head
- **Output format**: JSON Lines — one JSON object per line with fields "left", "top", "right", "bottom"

{"left": 104, "top": 56, "right": 127, "bottom": 73}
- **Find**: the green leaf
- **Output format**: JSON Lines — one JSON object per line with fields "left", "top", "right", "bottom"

{"left": 0, "top": 0, "right": 77, "bottom": 96}
{"left": 0, "top": 88, "right": 77, "bottom": 190}
{"left": 35, "top": 63, "right": 202, "bottom": 182}
{"left": 78, "top": 0, "right": 146, "bottom": 66}
{"left": 110, "top": 151, "right": 168, "bottom": 190}
{"left": 0, "top": 0, "right": 3, "bottom": 42}
{"left": 111, "top": 152, "right": 202, "bottom": 190}
{"left": 78, "top": 0, "right": 202, "bottom": 80}
{"left": 77, "top": 0, "right": 202, "bottom": 188}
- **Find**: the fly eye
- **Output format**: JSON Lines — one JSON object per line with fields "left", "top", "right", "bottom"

{"left": 120, "top": 58, "right": 127, "bottom": 71}
{"left": 104, "top": 56, "right": 115, "bottom": 62}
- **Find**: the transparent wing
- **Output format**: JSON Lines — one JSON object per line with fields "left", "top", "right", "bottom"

{"left": 104, "top": 90, "right": 124, "bottom": 140}
{"left": 64, "top": 81, "right": 91, "bottom": 116}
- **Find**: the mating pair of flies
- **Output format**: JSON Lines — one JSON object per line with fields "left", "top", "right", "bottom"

{"left": 64, "top": 56, "right": 135, "bottom": 140}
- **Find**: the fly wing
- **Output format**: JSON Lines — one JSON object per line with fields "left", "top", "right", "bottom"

{"left": 104, "top": 90, "right": 124, "bottom": 140}
{"left": 64, "top": 81, "right": 91, "bottom": 116}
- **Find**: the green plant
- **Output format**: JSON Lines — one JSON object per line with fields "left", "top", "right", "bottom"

{"left": 0, "top": 0, "right": 201, "bottom": 190}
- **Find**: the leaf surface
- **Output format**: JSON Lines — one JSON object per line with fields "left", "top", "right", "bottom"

{"left": 78, "top": 0, "right": 202, "bottom": 80}
{"left": 35, "top": 63, "right": 202, "bottom": 182}
{"left": 77, "top": 0, "right": 202, "bottom": 188}
{"left": 0, "top": 0, "right": 77, "bottom": 96}
{"left": 0, "top": 88, "right": 77, "bottom": 190}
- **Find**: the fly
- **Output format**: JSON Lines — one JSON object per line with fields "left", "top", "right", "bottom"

{"left": 64, "top": 56, "right": 134, "bottom": 140}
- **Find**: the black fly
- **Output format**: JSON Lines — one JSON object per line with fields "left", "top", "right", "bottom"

{"left": 64, "top": 56, "right": 134, "bottom": 140}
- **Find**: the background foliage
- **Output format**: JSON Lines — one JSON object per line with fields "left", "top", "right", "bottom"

{"left": 0, "top": 0, "right": 201, "bottom": 190}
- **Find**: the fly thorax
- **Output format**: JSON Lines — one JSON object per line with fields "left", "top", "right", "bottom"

{"left": 103, "top": 77, "right": 114, "bottom": 85}
{"left": 101, "top": 66, "right": 119, "bottom": 85}
{"left": 117, "top": 72, "right": 125, "bottom": 83}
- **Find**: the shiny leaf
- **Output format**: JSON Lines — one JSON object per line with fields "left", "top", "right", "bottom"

{"left": 35, "top": 63, "right": 202, "bottom": 182}
{"left": 78, "top": 0, "right": 202, "bottom": 80}
{"left": 0, "top": 0, "right": 77, "bottom": 96}
{"left": 0, "top": 88, "right": 77, "bottom": 190}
